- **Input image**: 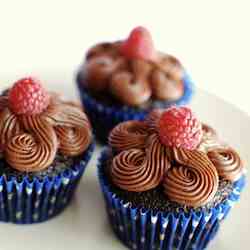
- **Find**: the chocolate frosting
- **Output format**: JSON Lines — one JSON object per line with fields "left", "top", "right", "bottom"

{"left": 198, "top": 124, "right": 221, "bottom": 152}
{"left": 81, "top": 42, "right": 185, "bottom": 106}
{"left": 207, "top": 148, "right": 244, "bottom": 182}
{"left": 43, "top": 99, "right": 92, "bottom": 156}
{"left": 108, "top": 110, "right": 244, "bottom": 208}
{"left": 0, "top": 108, "right": 22, "bottom": 152}
{"left": 162, "top": 148, "right": 219, "bottom": 207}
{"left": 0, "top": 96, "right": 8, "bottom": 112}
{"left": 0, "top": 94, "right": 92, "bottom": 172}
{"left": 111, "top": 134, "right": 170, "bottom": 192}
{"left": 109, "top": 120, "right": 149, "bottom": 152}
{"left": 144, "top": 109, "right": 162, "bottom": 133}
{"left": 5, "top": 116, "right": 58, "bottom": 172}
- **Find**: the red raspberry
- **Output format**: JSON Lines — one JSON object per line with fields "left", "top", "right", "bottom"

{"left": 9, "top": 77, "right": 50, "bottom": 115}
{"left": 159, "top": 106, "right": 202, "bottom": 150}
{"left": 120, "top": 26, "right": 156, "bottom": 61}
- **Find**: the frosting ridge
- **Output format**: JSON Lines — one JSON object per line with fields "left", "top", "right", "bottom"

{"left": 6, "top": 116, "right": 58, "bottom": 172}
{"left": 144, "top": 109, "right": 162, "bottom": 133}
{"left": 207, "top": 148, "right": 244, "bottom": 181}
{"left": 198, "top": 124, "right": 221, "bottom": 152}
{"left": 0, "top": 93, "right": 92, "bottom": 172}
{"left": 109, "top": 121, "right": 149, "bottom": 151}
{"left": 163, "top": 148, "right": 219, "bottom": 207}
{"left": 82, "top": 42, "right": 185, "bottom": 106}
{"left": 111, "top": 134, "right": 170, "bottom": 192}
{"left": 0, "top": 108, "right": 22, "bottom": 153}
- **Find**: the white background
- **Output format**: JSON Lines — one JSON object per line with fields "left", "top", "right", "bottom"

{"left": 0, "top": 0, "right": 249, "bottom": 115}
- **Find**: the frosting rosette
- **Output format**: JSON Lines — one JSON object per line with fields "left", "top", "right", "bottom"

{"left": 198, "top": 123, "right": 221, "bottom": 152}
{"left": 79, "top": 27, "right": 188, "bottom": 107}
{"left": 111, "top": 134, "right": 170, "bottom": 192}
{"left": 207, "top": 147, "right": 244, "bottom": 182}
{"left": 163, "top": 148, "right": 219, "bottom": 207}
{"left": 82, "top": 42, "right": 184, "bottom": 106}
{"left": 108, "top": 107, "right": 245, "bottom": 208}
{"left": 0, "top": 78, "right": 92, "bottom": 172}
{"left": 76, "top": 27, "right": 194, "bottom": 144}
{"left": 108, "top": 120, "right": 149, "bottom": 151}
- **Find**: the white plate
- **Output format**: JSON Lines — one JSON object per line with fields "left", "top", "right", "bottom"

{"left": 0, "top": 80, "right": 249, "bottom": 250}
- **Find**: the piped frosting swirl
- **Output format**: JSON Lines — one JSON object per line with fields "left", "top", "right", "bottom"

{"left": 5, "top": 116, "right": 58, "bottom": 172}
{"left": 207, "top": 148, "right": 244, "bottom": 182}
{"left": 198, "top": 124, "right": 221, "bottom": 152}
{"left": 108, "top": 109, "right": 245, "bottom": 208}
{"left": 162, "top": 148, "right": 219, "bottom": 207}
{"left": 111, "top": 134, "right": 170, "bottom": 192}
{"left": 0, "top": 94, "right": 92, "bottom": 172}
{"left": 80, "top": 42, "right": 185, "bottom": 106}
{"left": 109, "top": 121, "right": 149, "bottom": 152}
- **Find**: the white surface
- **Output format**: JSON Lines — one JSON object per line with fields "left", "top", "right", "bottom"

{"left": 0, "top": 80, "right": 249, "bottom": 250}
{"left": 0, "top": 0, "right": 250, "bottom": 115}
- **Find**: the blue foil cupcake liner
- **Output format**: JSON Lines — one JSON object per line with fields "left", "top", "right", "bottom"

{"left": 98, "top": 149, "right": 246, "bottom": 250}
{"left": 0, "top": 143, "right": 94, "bottom": 224}
{"left": 76, "top": 73, "right": 194, "bottom": 144}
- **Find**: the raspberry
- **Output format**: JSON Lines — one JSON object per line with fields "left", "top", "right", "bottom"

{"left": 9, "top": 77, "right": 50, "bottom": 115}
{"left": 120, "top": 26, "right": 156, "bottom": 61}
{"left": 159, "top": 106, "right": 202, "bottom": 150}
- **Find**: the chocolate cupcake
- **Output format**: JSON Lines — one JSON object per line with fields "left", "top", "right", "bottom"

{"left": 76, "top": 26, "right": 194, "bottom": 143}
{"left": 0, "top": 77, "right": 94, "bottom": 224}
{"left": 98, "top": 107, "right": 245, "bottom": 250}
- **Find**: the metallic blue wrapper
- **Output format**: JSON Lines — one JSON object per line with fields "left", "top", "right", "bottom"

{"left": 98, "top": 149, "right": 246, "bottom": 250}
{"left": 0, "top": 143, "right": 94, "bottom": 224}
{"left": 76, "top": 73, "right": 194, "bottom": 143}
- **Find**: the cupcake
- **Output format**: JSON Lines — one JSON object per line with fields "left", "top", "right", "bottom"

{"left": 0, "top": 77, "right": 94, "bottom": 224}
{"left": 76, "top": 26, "right": 194, "bottom": 143}
{"left": 98, "top": 107, "right": 245, "bottom": 250}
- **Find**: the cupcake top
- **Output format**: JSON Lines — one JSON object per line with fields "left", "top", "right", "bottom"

{"left": 108, "top": 107, "right": 245, "bottom": 208}
{"left": 79, "top": 26, "right": 186, "bottom": 107}
{"left": 0, "top": 77, "right": 92, "bottom": 172}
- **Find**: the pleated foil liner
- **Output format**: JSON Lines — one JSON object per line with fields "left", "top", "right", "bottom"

{"left": 76, "top": 73, "right": 194, "bottom": 144}
{"left": 0, "top": 143, "right": 95, "bottom": 224}
{"left": 98, "top": 149, "right": 246, "bottom": 250}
